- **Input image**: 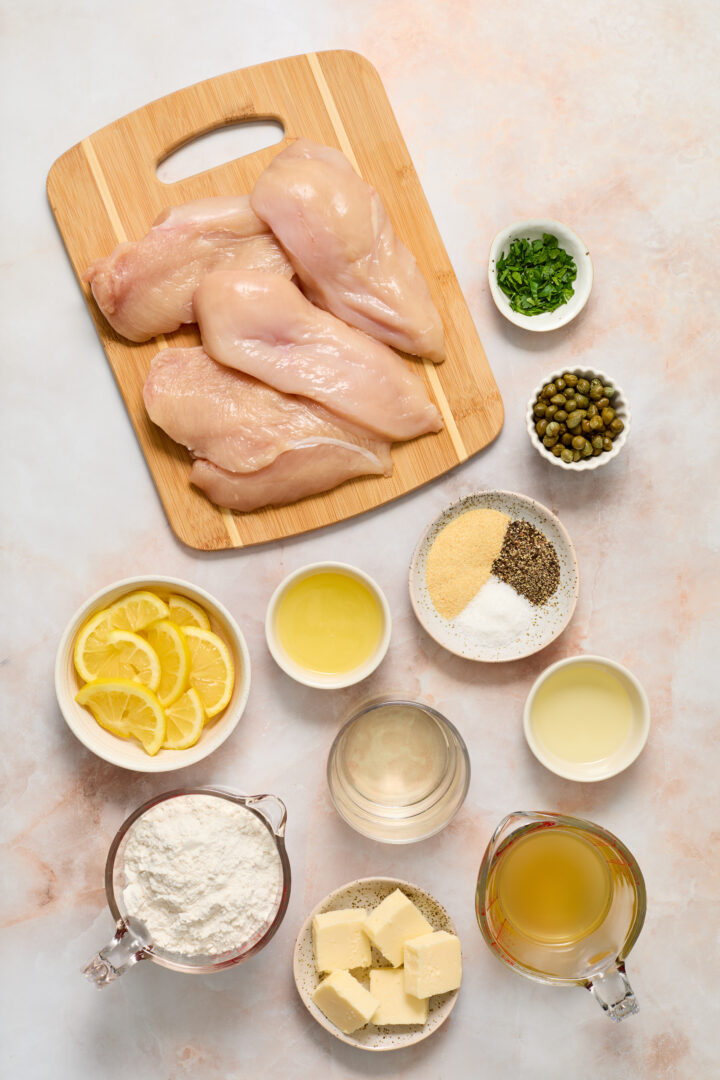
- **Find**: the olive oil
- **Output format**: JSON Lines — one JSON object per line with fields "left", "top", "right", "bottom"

{"left": 275, "top": 571, "right": 383, "bottom": 675}
{"left": 530, "top": 662, "right": 633, "bottom": 764}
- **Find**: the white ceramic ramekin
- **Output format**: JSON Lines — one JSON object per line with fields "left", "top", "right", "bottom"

{"left": 526, "top": 367, "right": 631, "bottom": 471}
{"left": 55, "top": 575, "right": 251, "bottom": 772}
{"left": 264, "top": 562, "right": 391, "bottom": 689}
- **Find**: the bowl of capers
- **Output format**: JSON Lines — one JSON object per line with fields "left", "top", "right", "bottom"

{"left": 526, "top": 368, "right": 630, "bottom": 470}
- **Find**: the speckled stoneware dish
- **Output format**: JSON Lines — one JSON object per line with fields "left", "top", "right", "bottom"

{"left": 526, "top": 367, "right": 631, "bottom": 472}
{"left": 293, "top": 877, "right": 460, "bottom": 1052}
{"left": 409, "top": 491, "right": 579, "bottom": 662}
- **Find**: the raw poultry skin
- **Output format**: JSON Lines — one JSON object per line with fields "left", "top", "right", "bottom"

{"left": 194, "top": 270, "right": 443, "bottom": 442}
{"left": 142, "top": 347, "right": 393, "bottom": 511}
{"left": 250, "top": 138, "right": 445, "bottom": 363}
{"left": 83, "top": 196, "right": 293, "bottom": 342}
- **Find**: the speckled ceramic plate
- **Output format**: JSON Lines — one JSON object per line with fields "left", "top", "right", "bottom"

{"left": 409, "top": 490, "right": 579, "bottom": 662}
{"left": 293, "top": 877, "right": 460, "bottom": 1051}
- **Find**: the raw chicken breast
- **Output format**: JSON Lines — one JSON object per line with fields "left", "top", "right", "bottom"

{"left": 191, "top": 444, "right": 389, "bottom": 512}
{"left": 194, "top": 271, "right": 442, "bottom": 441}
{"left": 250, "top": 138, "right": 445, "bottom": 362}
{"left": 142, "top": 346, "right": 392, "bottom": 476}
{"left": 83, "top": 196, "right": 293, "bottom": 342}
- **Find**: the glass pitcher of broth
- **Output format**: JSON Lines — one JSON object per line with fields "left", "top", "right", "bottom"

{"left": 476, "top": 812, "right": 646, "bottom": 1021}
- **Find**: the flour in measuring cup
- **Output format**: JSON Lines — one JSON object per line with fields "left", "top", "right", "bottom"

{"left": 122, "top": 795, "right": 283, "bottom": 957}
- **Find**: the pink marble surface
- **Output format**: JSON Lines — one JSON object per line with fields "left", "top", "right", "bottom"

{"left": 2, "top": 2, "right": 719, "bottom": 1077}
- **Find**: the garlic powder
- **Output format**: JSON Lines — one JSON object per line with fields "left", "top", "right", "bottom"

{"left": 122, "top": 795, "right": 283, "bottom": 957}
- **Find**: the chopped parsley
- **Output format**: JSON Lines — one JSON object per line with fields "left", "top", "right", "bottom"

{"left": 496, "top": 233, "right": 577, "bottom": 316}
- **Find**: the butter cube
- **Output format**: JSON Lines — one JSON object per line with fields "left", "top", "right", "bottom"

{"left": 312, "top": 909, "right": 371, "bottom": 973}
{"left": 369, "top": 968, "right": 429, "bottom": 1025}
{"left": 403, "top": 931, "right": 462, "bottom": 998}
{"left": 311, "top": 970, "right": 379, "bottom": 1034}
{"left": 363, "top": 889, "right": 433, "bottom": 967}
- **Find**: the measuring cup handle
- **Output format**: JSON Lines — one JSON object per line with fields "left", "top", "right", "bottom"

{"left": 245, "top": 793, "right": 288, "bottom": 837}
{"left": 586, "top": 962, "right": 639, "bottom": 1021}
{"left": 82, "top": 919, "right": 150, "bottom": 989}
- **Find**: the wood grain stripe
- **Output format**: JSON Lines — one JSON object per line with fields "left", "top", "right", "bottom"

{"left": 81, "top": 138, "right": 128, "bottom": 243}
{"left": 422, "top": 361, "right": 468, "bottom": 461}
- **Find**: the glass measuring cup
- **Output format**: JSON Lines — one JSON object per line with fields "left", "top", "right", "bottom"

{"left": 476, "top": 811, "right": 646, "bottom": 1021}
{"left": 84, "top": 786, "right": 290, "bottom": 987}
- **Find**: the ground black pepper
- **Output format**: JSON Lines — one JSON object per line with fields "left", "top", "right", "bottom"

{"left": 491, "top": 519, "right": 560, "bottom": 605}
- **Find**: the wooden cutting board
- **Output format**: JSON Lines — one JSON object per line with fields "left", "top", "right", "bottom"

{"left": 47, "top": 51, "right": 503, "bottom": 551}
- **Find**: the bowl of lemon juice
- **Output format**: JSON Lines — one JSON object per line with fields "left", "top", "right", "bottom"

{"left": 523, "top": 654, "right": 650, "bottom": 781}
{"left": 265, "top": 562, "right": 391, "bottom": 689}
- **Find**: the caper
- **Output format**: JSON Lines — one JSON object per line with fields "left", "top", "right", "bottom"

{"left": 602, "top": 436, "right": 613, "bottom": 452}
{"left": 576, "top": 378, "right": 590, "bottom": 394}
{"left": 545, "top": 421, "right": 560, "bottom": 438}
{"left": 557, "top": 423, "right": 568, "bottom": 435}
{"left": 550, "top": 394, "right": 566, "bottom": 406}
{"left": 590, "top": 377, "right": 603, "bottom": 390}
{"left": 589, "top": 385, "right": 604, "bottom": 401}
{"left": 561, "top": 448, "right": 574, "bottom": 463}
{"left": 592, "top": 447, "right": 602, "bottom": 456}
{"left": 603, "top": 386, "right": 615, "bottom": 398}
{"left": 572, "top": 449, "right": 581, "bottom": 461}
{"left": 591, "top": 434, "right": 604, "bottom": 450}
{"left": 564, "top": 398, "right": 578, "bottom": 412}
{"left": 564, "top": 373, "right": 578, "bottom": 387}
{"left": 566, "top": 410, "right": 585, "bottom": 429}
{"left": 574, "top": 393, "right": 589, "bottom": 408}
{"left": 572, "top": 435, "right": 586, "bottom": 450}
{"left": 543, "top": 435, "right": 559, "bottom": 448}
{"left": 581, "top": 419, "right": 592, "bottom": 434}
{"left": 586, "top": 403, "right": 598, "bottom": 418}
{"left": 555, "top": 377, "right": 566, "bottom": 391}
{"left": 552, "top": 443, "right": 564, "bottom": 457}
{"left": 601, "top": 407, "right": 616, "bottom": 426}
{"left": 582, "top": 440, "right": 594, "bottom": 457}
{"left": 589, "top": 415, "right": 604, "bottom": 433}
{"left": 542, "top": 383, "right": 557, "bottom": 399}
{"left": 533, "top": 402, "right": 546, "bottom": 418}
{"left": 609, "top": 418, "right": 624, "bottom": 435}
{"left": 555, "top": 409, "right": 568, "bottom": 422}
{"left": 597, "top": 397, "right": 610, "bottom": 410}
{"left": 545, "top": 405, "right": 558, "bottom": 420}
{"left": 536, "top": 419, "right": 548, "bottom": 437}
{"left": 562, "top": 433, "right": 573, "bottom": 446}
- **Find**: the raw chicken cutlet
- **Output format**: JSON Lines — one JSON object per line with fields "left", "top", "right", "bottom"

{"left": 190, "top": 446, "right": 388, "bottom": 513}
{"left": 83, "top": 196, "right": 293, "bottom": 342}
{"left": 194, "top": 270, "right": 443, "bottom": 442}
{"left": 250, "top": 138, "right": 445, "bottom": 363}
{"left": 143, "top": 346, "right": 392, "bottom": 475}
{"left": 143, "top": 347, "right": 392, "bottom": 511}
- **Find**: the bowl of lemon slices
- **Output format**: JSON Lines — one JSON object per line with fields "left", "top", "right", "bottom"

{"left": 55, "top": 576, "right": 250, "bottom": 772}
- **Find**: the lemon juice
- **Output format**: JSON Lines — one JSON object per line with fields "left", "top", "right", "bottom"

{"left": 275, "top": 571, "right": 383, "bottom": 675}
{"left": 530, "top": 662, "right": 633, "bottom": 764}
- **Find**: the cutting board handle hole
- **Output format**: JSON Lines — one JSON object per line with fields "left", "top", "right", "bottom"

{"left": 156, "top": 119, "right": 285, "bottom": 184}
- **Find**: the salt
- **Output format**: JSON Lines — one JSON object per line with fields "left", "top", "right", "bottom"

{"left": 452, "top": 575, "right": 533, "bottom": 648}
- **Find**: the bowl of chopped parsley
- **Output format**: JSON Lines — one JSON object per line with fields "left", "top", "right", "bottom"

{"left": 488, "top": 219, "right": 593, "bottom": 331}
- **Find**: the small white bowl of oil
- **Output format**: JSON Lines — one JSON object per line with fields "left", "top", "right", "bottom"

{"left": 264, "top": 562, "right": 391, "bottom": 689}
{"left": 523, "top": 655, "right": 650, "bottom": 782}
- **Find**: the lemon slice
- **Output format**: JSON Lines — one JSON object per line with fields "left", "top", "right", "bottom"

{"left": 78, "top": 628, "right": 161, "bottom": 690}
{"left": 163, "top": 687, "right": 205, "bottom": 749}
{"left": 108, "top": 590, "right": 169, "bottom": 633}
{"left": 167, "top": 594, "right": 211, "bottom": 630}
{"left": 145, "top": 620, "right": 190, "bottom": 707}
{"left": 183, "top": 626, "right": 235, "bottom": 719}
{"left": 75, "top": 679, "right": 166, "bottom": 755}
{"left": 73, "top": 607, "right": 115, "bottom": 682}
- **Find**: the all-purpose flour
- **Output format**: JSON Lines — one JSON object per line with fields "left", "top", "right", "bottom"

{"left": 122, "top": 795, "right": 283, "bottom": 957}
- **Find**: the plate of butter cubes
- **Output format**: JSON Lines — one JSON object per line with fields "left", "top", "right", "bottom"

{"left": 293, "top": 877, "right": 462, "bottom": 1050}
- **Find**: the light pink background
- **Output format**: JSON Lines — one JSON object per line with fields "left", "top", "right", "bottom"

{"left": 2, "top": 2, "right": 718, "bottom": 1077}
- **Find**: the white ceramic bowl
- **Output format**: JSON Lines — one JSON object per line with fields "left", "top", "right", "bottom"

{"left": 55, "top": 575, "right": 251, "bottom": 772}
{"left": 293, "top": 876, "right": 460, "bottom": 1051}
{"left": 523, "top": 654, "right": 650, "bottom": 781}
{"left": 488, "top": 218, "right": 593, "bottom": 331}
{"left": 526, "top": 366, "right": 631, "bottom": 472}
{"left": 409, "top": 491, "right": 579, "bottom": 662}
{"left": 265, "top": 562, "right": 391, "bottom": 689}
